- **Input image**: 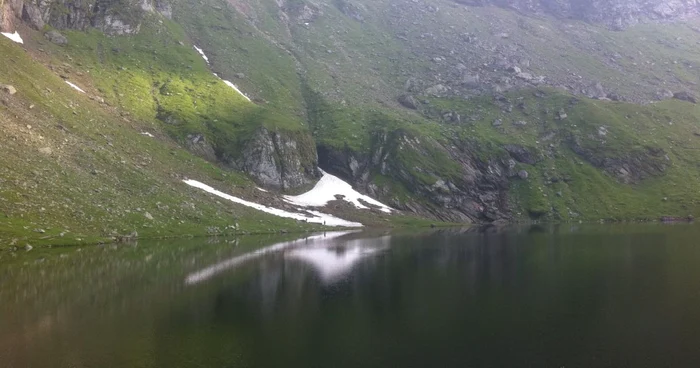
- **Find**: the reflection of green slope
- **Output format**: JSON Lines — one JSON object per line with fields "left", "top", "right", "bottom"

{"left": 154, "top": 227, "right": 700, "bottom": 367}
{"left": 5, "top": 228, "right": 700, "bottom": 366}
{"left": 0, "top": 234, "right": 305, "bottom": 367}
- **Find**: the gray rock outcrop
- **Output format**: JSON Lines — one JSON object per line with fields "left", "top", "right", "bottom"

{"left": 44, "top": 30, "right": 67, "bottom": 45}
{"left": 673, "top": 91, "right": 697, "bottom": 104}
{"left": 236, "top": 128, "right": 320, "bottom": 190}
{"left": 398, "top": 94, "right": 419, "bottom": 109}
{"left": 1, "top": 0, "right": 171, "bottom": 34}
{"left": 185, "top": 134, "right": 217, "bottom": 163}
{"left": 1, "top": 84, "right": 17, "bottom": 95}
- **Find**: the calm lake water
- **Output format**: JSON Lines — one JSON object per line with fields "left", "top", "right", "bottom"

{"left": 2, "top": 224, "right": 700, "bottom": 367}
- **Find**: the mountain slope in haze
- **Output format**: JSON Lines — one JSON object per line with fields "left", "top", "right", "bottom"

{"left": 2, "top": 0, "right": 700, "bottom": 244}
{"left": 453, "top": 0, "right": 700, "bottom": 30}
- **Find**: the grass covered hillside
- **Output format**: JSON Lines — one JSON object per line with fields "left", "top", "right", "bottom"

{"left": 2, "top": 0, "right": 700, "bottom": 248}
{"left": 0, "top": 32, "right": 326, "bottom": 248}
{"left": 173, "top": 0, "right": 700, "bottom": 222}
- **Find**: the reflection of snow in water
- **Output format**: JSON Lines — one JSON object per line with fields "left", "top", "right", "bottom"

{"left": 286, "top": 247, "right": 374, "bottom": 282}
{"left": 286, "top": 236, "right": 390, "bottom": 283}
{"left": 185, "top": 231, "right": 357, "bottom": 285}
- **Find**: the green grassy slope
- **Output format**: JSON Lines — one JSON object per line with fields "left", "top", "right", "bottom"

{"left": 419, "top": 88, "right": 700, "bottom": 221}
{"left": 56, "top": 16, "right": 309, "bottom": 161}
{"left": 4, "top": 0, "right": 700, "bottom": 248}
{"left": 0, "top": 33, "right": 325, "bottom": 249}
{"left": 201, "top": 0, "right": 700, "bottom": 222}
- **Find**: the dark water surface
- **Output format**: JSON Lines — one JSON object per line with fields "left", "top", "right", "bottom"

{"left": 3, "top": 225, "right": 700, "bottom": 367}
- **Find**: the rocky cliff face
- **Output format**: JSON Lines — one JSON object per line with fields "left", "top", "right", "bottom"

{"left": 235, "top": 128, "right": 321, "bottom": 191}
{"left": 318, "top": 132, "right": 513, "bottom": 223}
{"left": 0, "top": 0, "right": 171, "bottom": 33}
{"left": 454, "top": 0, "right": 700, "bottom": 29}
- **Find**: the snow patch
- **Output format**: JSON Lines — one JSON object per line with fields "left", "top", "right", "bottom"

{"left": 183, "top": 179, "right": 363, "bottom": 227}
{"left": 140, "top": 132, "right": 154, "bottom": 137}
{"left": 222, "top": 79, "right": 252, "bottom": 102}
{"left": 193, "top": 45, "right": 209, "bottom": 64}
{"left": 1, "top": 31, "right": 24, "bottom": 44}
{"left": 256, "top": 187, "right": 268, "bottom": 192}
{"left": 65, "top": 81, "right": 85, "bottom": 93}
{"left": 285, "top": 170, "right": 393, "bottom": 213}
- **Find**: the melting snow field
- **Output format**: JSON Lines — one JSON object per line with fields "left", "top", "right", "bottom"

{"left": 65, "top": 81, "right": 86, "bottom": 93}
{"left": 1, "top": 31, "right": 24, "bottom": 44}
{"left": 183, "top": 179, "right": 362, "bottom": 227}
{"left": 285, "top": 170, "right": 393, "bottom": 213}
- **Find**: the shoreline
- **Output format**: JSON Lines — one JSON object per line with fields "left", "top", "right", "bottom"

{"left": 2, "top": 216, "right": 698, "bottom": 251}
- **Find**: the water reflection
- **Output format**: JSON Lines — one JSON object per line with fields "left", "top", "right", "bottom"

{"left": 185, "top": 231, "right": 369, "bottom": 285}
{"left": 286, "top": 236, "right": 390, "bottom": 283}
{"left": 4, "top": 225, "right": 700, "bottom": 368}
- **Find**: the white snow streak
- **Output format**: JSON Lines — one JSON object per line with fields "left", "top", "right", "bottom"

{"left": 222, "top": 79, "right": 252, "bottom": 102}
{"left": 140, "top": 132, "right": 155, "bottom": 137}
{"left": 193, "top": 45, "right": 209, "bottom": 63}
{"left": 1, "top": 31, "right": 24, "bottom": 44}
{"left": 65, "top": 81, "right": 86, "bottom": 93}
{"left": 193, "top": 45, "right": 251, "bottom": 102}
{"left": 184, "top": 231, "right": 357, "bottom": 285}
{"left": 285, "top": 170, "right": 393, "bottom": 213}
{"left": 256, "top": 187, "right": 268, "bottom": 192}
{"left": 183, "top": 179, "right": 363, "bottom": 227}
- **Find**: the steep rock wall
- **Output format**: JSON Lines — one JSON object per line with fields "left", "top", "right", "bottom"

{"left": 0, "top": 0, "right": 171, "bottom": 33}
{"left": 236, "top": 128, "right": 321, "bottom": 191}
{"left": 318, "top": 131, "right": 513, "bottom": 223}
